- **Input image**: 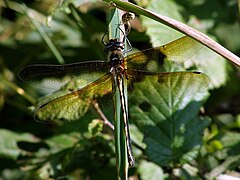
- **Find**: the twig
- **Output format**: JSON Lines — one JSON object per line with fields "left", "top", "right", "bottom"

{"left": 92, "top": 100, "right": 114, "bottom": 131}
{"left": 103, "top": 0, "right": 240, "bottom": 67}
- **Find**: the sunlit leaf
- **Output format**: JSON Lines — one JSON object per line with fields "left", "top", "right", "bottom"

{"left": 138, "top": 160, "right": 165, "bottom": 180}
{"left": 88, "top": 119, "right": 104, "bottom": 136}
{"left": 139, "top": 0, "right": 184, "bottom": 45}
{"left": 137, "top": 0, "right": 228, "bottom": 89}
{"left": 129, "top": 72, "right": 211, "bottom": 166}
{"left": 184, "top": 46, "right": 228, "bottom": 89}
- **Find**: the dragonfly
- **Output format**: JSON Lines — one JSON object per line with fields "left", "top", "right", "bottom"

{"left": 19, "top": 35, "right": 210, "bottom": 167}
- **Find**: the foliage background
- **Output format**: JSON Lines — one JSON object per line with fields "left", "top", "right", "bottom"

{"left": 0, "top": 0, "right": 240, "bottom": 179}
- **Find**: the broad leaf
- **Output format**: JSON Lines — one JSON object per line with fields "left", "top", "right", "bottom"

{"left": 184, "top": 46, "right": 228, "bottom": 89}
{"left": 129, "top": 72, "right": 210, "bottom": 166}
{"left": 138, "top": 0, "right": 228, "bottom": 89}
{"left": 0, "top": 129, "right": 38, "bottom": 160}
{"left": 139, "top": 0, "right": 184, "bottom": 45}
{"left": 138, "top": 160, "right": 165, "bottom": 180}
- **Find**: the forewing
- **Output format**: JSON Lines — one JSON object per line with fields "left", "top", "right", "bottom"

{"left": 126, "top": 36, "right": 203, "bottom": 72}
{"left": 19, "top": 61, "right": 109, "bottom": 90}
{"left": 34, "top": 73, "right": 112, "bottom": 123}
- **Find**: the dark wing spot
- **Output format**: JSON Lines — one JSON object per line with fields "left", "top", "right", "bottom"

{"left": 141, "top": 49, "right": 166, "bottom": 66}
{"left": 193, "top": 72, "right": 201, "bottom": 74}
{"left": 157, "top": 73, "right": 168, "bottom": 84}
{"left": 139, "top": 101, "right": 151, "bottom": 112}
{"left": 157, "top": 51, "right": 166, "bottom": 66}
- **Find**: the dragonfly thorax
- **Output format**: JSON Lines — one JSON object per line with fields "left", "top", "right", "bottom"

{"left": 109, "top": 50, "right": 125, "bottom": 76}
{"left": 104, "top": 38, "right": 125, "bottom": 76}
{"left": 104, "top": 38, "right": 124, "bottom": 52}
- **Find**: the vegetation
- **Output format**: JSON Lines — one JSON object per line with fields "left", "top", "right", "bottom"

{"left": 0, "top": 0, "right": 239, "bottom": 179}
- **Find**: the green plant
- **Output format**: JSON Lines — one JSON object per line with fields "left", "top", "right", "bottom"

{"left": 0, "top": 0, "right": 240, "bottom": 179}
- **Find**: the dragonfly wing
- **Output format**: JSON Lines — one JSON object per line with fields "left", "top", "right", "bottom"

{"left": 19, "top": 61, "right": 109, "bottom": 90}
{"left": 127, "top": 70, "right": 210, "bottom": 107}
{"left": 126, "top": 36, "right": 203, "bottom": 72}
{"left": 34, "top": 73, "right": 112, "bottom": 123}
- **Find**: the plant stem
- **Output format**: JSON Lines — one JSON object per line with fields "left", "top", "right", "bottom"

{"left": 107, "top": 5, "right": 129, "bottom": 180}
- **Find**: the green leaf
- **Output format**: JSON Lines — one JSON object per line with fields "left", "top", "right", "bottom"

{"left": 215, "top": 23, "right": 240, "bottom": 52}
{"left": 88, "top": 119, "right": 104, "bottom": 136}
{"left": 139, "top": 0, "right": 184, "bottom": 45}
{"left": 137, "top": 0, "right": 228, "bottom": 89}
{"left": 129, "top": 73, "right": 211, "bottom": 166}
{"left": 36, "top": 135, "right": 115, "bottom": 179}
{"left": 138, "top": 160, "right": 165, "bottom": 180}
{"left": 0, "top": 129, "right": 38, "bottom": 160}
{"left": 212, "top": 132, "right": 240, "bottom": 160}
{"left": 46, "top": 133, "right": 79, "bottom": 152}
{"left": 184, "top": 46, "right": 228, "bottom": 89}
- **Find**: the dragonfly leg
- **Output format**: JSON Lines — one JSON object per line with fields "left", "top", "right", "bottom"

{"left": 101, "top": 30, "right": 108, "bottom": 45}
{"left": 117, "top": 26, "right": 132, "bottom": 54}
